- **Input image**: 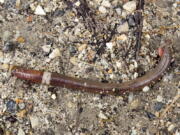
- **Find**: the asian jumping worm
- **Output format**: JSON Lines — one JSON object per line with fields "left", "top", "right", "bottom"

{"left": 10, "top": 46, "right": 171, "bottom": 95}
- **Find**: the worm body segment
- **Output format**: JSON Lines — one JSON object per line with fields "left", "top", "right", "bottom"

{"left": 11, "top": 47, "right": 171, "bottom": 95}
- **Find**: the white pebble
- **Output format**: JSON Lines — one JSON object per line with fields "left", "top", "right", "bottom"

{"left": 133, "top": 72, "right": 138, "bottom": 79}
{"left": 99, "top": 6, "right": 107, "bottom": 14}
{"left": 98, "top": 111, "right": 108, "bottom": 119}
{"left": 123, "top": 1, "right": 136, "bottom": 13}
{"left": 142, "top": 86, "right": 150, "bottom": 92}
{"left": 106, "top": 42, "right": 113, "bottom": 50}
{"left": 75, "top": 1, "right": 81, "bottom": 6}
{"left": 156, "top": 95, "right": 163, "bottom": 102}
{"left": 117, "top": 22, "right": 129, "bottom": 33}
{"left": 128, "top": 92, "right": 134, "bottom": 103}
{"left": 115, "top": 8, "right": 122, "bottom": 15}
{"left": 0, "top": 0, "right": 4, "bottom": 4}
{"left": 145, "top": 34, "right": 150, "bottom": 40}
{"left": 42, "top": 45, "right": 51, "bottom": 53}
{"left": 168, "top": 124, "right": 175, "bottom": 132}
{"left": 34, "top": 5, "right": 46, "bottom": 15}
{"left": 101, "top": 0, "right": 111, "bottom": 8}
{"left": 118, "top": 34, "right": 128, "bottom": 41}
{"left": 121, "top": 11, "right": 127, "bottom": 18}
{"left": 131, "top": 127, "right": 137, "bottom": 135}
{"left": 116, "top": 61, "right": 122, "bottom": 68}
{"left": 17, "top": 128, "right": 25, "bottom": 135}
{"left": 51, "top": 94, "right": 56, "bottom": 100}
{"left": 173, "top": 3, "right": 177, "bottom": 8}
{"left": 122, "top": 74, "right": 128, "bottom": 80}
{"left": 30, "top": 116, "right": 39, "bottom": 128}
{"left": 49, "top": 48, "right": 61, "bottom": 59}
{"left": 175, "top": 130, "right": 180, "bottom": 135}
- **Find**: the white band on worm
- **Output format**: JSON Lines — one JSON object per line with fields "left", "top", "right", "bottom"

{"left": 42, "top": 72, "right": 52, "bottom": 85}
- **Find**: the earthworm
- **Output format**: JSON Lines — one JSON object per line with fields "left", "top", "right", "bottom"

{"left": 10, "top": 47, "right": 171, "bottom": 95}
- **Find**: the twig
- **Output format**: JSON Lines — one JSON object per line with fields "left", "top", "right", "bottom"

{"left": 160, "top": 92, "right": 180, "bottom": 118}
{"left": 134, "top": 0, "right": 145, "bottom": 59}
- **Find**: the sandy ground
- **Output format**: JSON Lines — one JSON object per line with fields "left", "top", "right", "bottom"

{"left": 0, "top": 0, "right": 179, "bottom": 135}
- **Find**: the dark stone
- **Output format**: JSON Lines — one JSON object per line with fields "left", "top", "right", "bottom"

{"left": 142, "top": 127, "right": 147, "bottom": 132}
{"left": 146, "top": 112, "right": 156, "bottom": 120}
{"left": 81, "top": 128, "right": 88, "bottom": 133}
{"left": 3, "top": 41, "right": 16, "bottom": 52}
{"left": 53, "top": 9, "right": 65, "bottom": 17}
{"left": 127, "top": 15, "right": 136, "bottom": 27}
{"left": 78, "top": 107, "right": 83, "bottom": 113}
{"left": 154, "top": 102, "right": 165, "bottom": 111}
{"left": 4, "top": 0, "right": 16, "bottom": 9}
{"left": 69, "top": 46, "right": 77, "bottom": 54}
{"left": 6, "top": 99, "right": 17, "bottom": 113}
{"left": 5, "top": 116, "right": 17, "bottom": 123}
{"left": 0, "top": 127, "right": 4, "bottom": 135}
{"left": 177, "top": 11, "right": 180, "bottom": 16}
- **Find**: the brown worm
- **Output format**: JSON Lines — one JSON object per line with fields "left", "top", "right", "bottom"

{"left": 11, "top": 47, "right": 171, "bottom": 95}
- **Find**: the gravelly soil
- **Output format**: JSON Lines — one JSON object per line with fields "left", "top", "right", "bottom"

{"left": 0, "top": 0, "right": 179, "bottom": 135}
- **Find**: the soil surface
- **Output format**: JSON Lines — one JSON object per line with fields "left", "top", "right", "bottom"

{"left": 0, "top": 0, "right": 179, "bottom": 135}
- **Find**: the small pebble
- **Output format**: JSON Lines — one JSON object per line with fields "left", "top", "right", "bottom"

{"left": 175, "top": 130, "right": 180, "bottom": 135}
{"left": 142, "top": 86, "right": 150, "bottom": 92}
{"left": 15, "top": 0, "right": 21, "bottom": 8}
{"left": 17, "top": 128, "right": 25, "bottom": 135}
{"left": 0, "top": 0, "right": 4, "bottom": 4}
{"left": 133, "top": 72, "right": 138, "bottom": 79}
{"left": 98, "top": 111, "right": 108, "bottom": 119}
{"left": 128, "top": 92, "right": 134, "bottom": 103}
{"left": 146, "top": 112, "right": 156, "bottom": 119}
{"left": 16, "top": 36, "right": 25, "bottom": 43}
{"left": 18, "top": 102, "right": 26, "bottom": 110}
{"left": 106, "top": 42, "right": 113, "bottom": 50}
{"left": 156, "top": 95, "right": 163, "bottom": 102}
{"left": 127, "top": 15, "right": 136, "bottom": 27}
{"left": 123, "top": 1, "right": 136, "bottom": 13}
{"left": 168, "top": 124, "right": 175, "bottom": 132}
{"left": 131, "top": 127, "right": 137, "bottom": 135}
{"left": 101, "top": 0, "right": 111, "bottom": 8}
{"left": 17, "top": 110, "right": 27, "bottom": 118}
{"left": 6, "top": 99, "right": 17, "bottom": 113}
{"left": 129, "top": 99, "right": 140, "bottom": 110}
{"left": 3, "top": 41, "right": 16, "bottom": 52}
{"left": 117, "top": 34, "right": 127, "bottom": 41}
{"left": 145, "top": 34, "right": 150, "bottom": 40}
{"left": 51, "top": 94, "right": 56, "bottom": 100}
{"left": 121, "top": 11, "right": 127, "bottom": 18}
{"left": 78, "top": 44, "right": 87, "bottom": 51}
{"left": 115, "top": 8, "right": 122, "bottom": 15}
{"left": 6, "top": 116, "right": 17, "bottom": 123}
{"left": 99, "top": 6, "right": 107, "bottom": 14}
{"left": 75, "top": 1, "right": 81, "bottom": 6}
{"left": 34, "top": 5, "right": 46, "bottom": 15}
{"left": 1, "top": 63, "right": 9, "bottom": 70}
{"left": 49, "top": 48, "right": 61, "bottom": 59}
{"left": 117, "top": 22, "right": 129, "bottom": 33}
{"left": 154, "top": 102, "right": 164, "bottom": 111}
{"left": 53, "top": 9, "right": 65, "bottom": 17}
{"left": 69, "top": 46, "right": 77, "bottom": 54}
{"left": 30, "top": 116, "right": 39, "bottom": 128}
{"left": 42, "top": 45, "right": 51, "bottom": 53}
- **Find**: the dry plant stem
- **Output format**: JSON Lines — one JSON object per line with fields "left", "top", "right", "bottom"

{"left": 11, "top": 47, "right": 171, "bottom": 95}
{"left": 160, "top": 93, "right": 180, "bottom": 118}
{"left": 135, "top": 0, "right": 145, "bottom": 58}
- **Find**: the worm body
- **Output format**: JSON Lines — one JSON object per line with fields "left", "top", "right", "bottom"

{"left": 11, "top": 47, "right": 171, "bottom": 95}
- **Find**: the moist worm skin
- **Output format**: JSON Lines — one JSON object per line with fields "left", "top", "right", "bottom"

{"left": 11, "top": 47, "right": 171, "bottom": 95}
